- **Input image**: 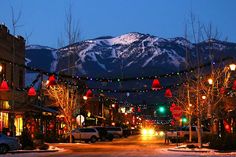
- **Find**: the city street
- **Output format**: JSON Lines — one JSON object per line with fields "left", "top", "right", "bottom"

{"left": 3, "top": 135, "right": 236, "bottom": 157}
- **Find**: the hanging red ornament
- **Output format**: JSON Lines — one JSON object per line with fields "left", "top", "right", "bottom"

{"left": 232, "top": 80, "right": 236, "bottom": 90}
{"left": 49, "top": 123, "right": 54, "bottom": 129}
{"left": 28, "top": 86, "right": 36, "bottom": 96}
{"left": 47, "top": 75, "right": 56, "bottom": 86}
{"left": 0, "top": 80, "right": 9, "bottom": 91}
{"left": 170, "top": 120, "right": 175, "bottom": 126}
{"left": 170, "top": 103, "right": 176, "bottom": 112}
{"left": 85, "top": 89, "right": 93, "bottom": 98}
{"left": 132, "top": 107, "right": 135, "bottom": 112}
{"left": 164, "top": 89, "right": 172, "bottom": 98}
{"left": 152, "top": 79, "right": 162, "bottom": 90}
{"left": 138, "top": 107, "right": 141, "bottom": 112}
{"left": 223, "top": 120, "right": 231, "bottom": 133}
{"left": 60, "top": 117, "right": 64, "bottom": 121}
{"left": 220, "top": 87, "right": 225, "bottom": 94}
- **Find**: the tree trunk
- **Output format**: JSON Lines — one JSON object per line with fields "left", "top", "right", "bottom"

{"left": 197, "top": 117, "right": 202, "bottom": 148}
{"left": 69, "top": 124, "right": 73, "bottom": 143}
{"left": 189, "top": 115, "right": 192, "bottom": 142}
{"left": 187, "top": 83, "right": 192, "bottom": 142}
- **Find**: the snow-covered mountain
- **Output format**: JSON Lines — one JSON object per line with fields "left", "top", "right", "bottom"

{"left": 25, "top": 45, "right": 57, "bottom": 72}
{"left": 25, "top": 33, "right": 236, "bottom": 103}
{"left": 54, "top": 33, "right": 189, "bottom": 77}
{"left": 52, "top": 32, "right": 236, "bottom": 77}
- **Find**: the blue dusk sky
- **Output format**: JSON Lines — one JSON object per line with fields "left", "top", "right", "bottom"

{"left": 0, "top": 0, "right": 236, "bottom": 48}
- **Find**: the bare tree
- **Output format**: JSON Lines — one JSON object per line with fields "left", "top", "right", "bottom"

{"left": 57, "top": 3, "right": 80, "bottom": 48}
{"left": 49, "top": 3, "right": 82, "bottom": 143}
{"left": 175, "top": 13, "right": 231, "bottom": 147}
{"left": 46, "top": 84, "right": 80, "bottom": 143}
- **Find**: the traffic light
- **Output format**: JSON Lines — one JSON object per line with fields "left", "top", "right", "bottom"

{"left": 158, "top": 106, "right": 165, "bottom": 113}
{"left": 181, "top": 117, "right": 187, "bottom": 123}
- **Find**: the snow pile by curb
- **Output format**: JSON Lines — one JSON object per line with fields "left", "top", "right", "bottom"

{"left": 168, "top": 144, "right": 216, "bottom": 153}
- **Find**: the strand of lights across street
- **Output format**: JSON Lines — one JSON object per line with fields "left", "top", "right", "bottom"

{"left": 0, "top": 56, "right": 232, "bottom": 83}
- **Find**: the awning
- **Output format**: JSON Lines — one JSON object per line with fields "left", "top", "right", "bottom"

{"left": 31, "top": 105, "right": 59, "bottom": 114}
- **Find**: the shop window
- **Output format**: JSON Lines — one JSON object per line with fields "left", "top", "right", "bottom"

{"left": 1, "top": 101, "right": 10, "bottom": 109}
{"left": 0, "top": 112, "right": 9, "bottom": 132}
{"left": 14, "top": 115, "right": 23, "bottom": 136}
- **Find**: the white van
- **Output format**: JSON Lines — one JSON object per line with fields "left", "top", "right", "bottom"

{"left": 105, "top": 127, "right": 123, "bottom": 138}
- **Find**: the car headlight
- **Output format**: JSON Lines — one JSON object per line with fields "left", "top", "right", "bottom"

{"left": 141, "top": 129, "right": 147, "bottom": 135}
{"left": 141, "top": 128, "right": 155, "bottom": 136}
{"left": 158, "top": 131, "right": 165, "bottom": 136}
{"left": 148, "top": 129, "right": 154, "bottom": 135}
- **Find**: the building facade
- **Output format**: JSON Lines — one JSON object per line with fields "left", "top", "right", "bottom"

{"left": 0, "top": 24, "right": 25, "bottom": 136}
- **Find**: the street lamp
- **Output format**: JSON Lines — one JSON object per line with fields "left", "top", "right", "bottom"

{"left": 229, "top": 63, "right": 236, "bottom": 71}
{"left": 201, "top": 95, "right": 206, "bottom": 100}
{"left": 0, "top": 64, "right": 2, "bottom": 73}
{"left": 208, "top": 78, "right": 213, "bottom": 85}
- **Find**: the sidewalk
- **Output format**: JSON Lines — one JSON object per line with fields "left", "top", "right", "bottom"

{"left": 167, "top": 144, "right": 236, "bottom": 154}
{"left": 168, "top": 144, "right": 215, "bottom": 153}
{"left": 8, "top": 146, "right": 61, "bottom": 154}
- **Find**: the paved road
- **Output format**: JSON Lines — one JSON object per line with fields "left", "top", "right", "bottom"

{"left": 4, "top": 135, "right": 236, "bottom": 157}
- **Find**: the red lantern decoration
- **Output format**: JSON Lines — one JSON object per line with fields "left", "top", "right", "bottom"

{"left": 0, "top": 80, "right": 9, "bottom": 91}
{"left": 152, "top": 79, "right": 162, "bottom": 90}
{"left": 47, "top": 75, "right": 56, "bottom": 86}
{"left": 138, "top": 107, "right": 141, "bottom": 112}
{"left": 170, "top": 120, "right": 175, "bottom": 126}
{"left": 223, "top": 120, "right": 231, "bottom": 133}
{"left": 28, "top": 86, "right": 36, "bottom": 96}
{"left": 170, "top": 103, "right": 183, "bottom": 120}
{"left": 220, "top": 87, "right": 225, "bottom": 94}
{"left": 49, "top": 123, "right": 54, "bottom": 129}
{"left": 170, "top": 103, "right": 176, "bottom": 112}
{"left": 164, "top": 89, "right": 172, "bottom": 98}
{"left": 85, "top": 89, "right": 93, "bottom": 98}
{"left": 60, "top": 117, "right": 64, "bottom": 121}
{"left": 232, "top": 80, "right": 236, "bottom": 90}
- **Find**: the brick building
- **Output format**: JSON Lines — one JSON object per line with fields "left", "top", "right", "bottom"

{"left": 0, "top": 24, "right": 26, "bottom": 136}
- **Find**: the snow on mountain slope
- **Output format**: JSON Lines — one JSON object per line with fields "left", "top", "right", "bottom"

{"left": 26, "top": 33, "right": 236, "bottom": 78}
{"left": 109, "top": 32, "right": 141, "bottom": 45}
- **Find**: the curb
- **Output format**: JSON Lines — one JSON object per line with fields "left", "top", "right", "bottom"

{"left": 9, "top": 149, "right": 59, "bottom": 154}
{"left": 167, "top": 148, "right": 213, "bottom": 153}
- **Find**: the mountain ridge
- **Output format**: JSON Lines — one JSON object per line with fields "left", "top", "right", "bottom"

{"left": 25, "top": 32, "right": 236, "bottom": 103}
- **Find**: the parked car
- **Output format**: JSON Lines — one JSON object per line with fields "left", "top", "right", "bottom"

{"left": 65, "top": 128, "right": 99, "bottom": 143}
{"left": 105, "top": 127, "right": 123, "bottom": 138}
{"left": 0, "top": 134, "right": 21, "bottom": 154}
{"left": 89, "top": 126, "right": 113, "bottom": 141}
{"left": 166, "top": 126, "right": 211, "bottom": 143}
{"left": 123, "top": 129, "right": 131, "bottom": 138}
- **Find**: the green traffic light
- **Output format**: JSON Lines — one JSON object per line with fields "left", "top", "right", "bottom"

{"left": 182, "top": 117, "right": 187, "bottom": 123}
{"left": 159, "top": 106, "right": 165, "bottom": 113}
